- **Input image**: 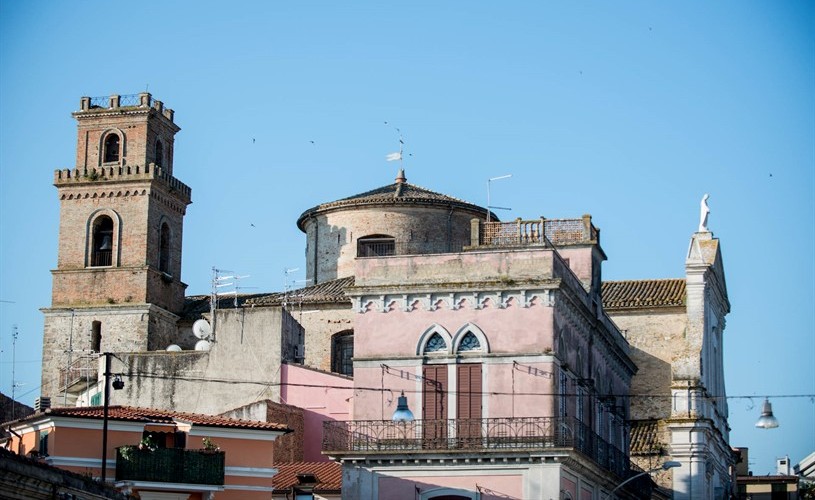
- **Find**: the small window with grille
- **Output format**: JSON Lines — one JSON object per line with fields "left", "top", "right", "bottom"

{"left": 357, "top": 235, "right": 395, "bottom": 257}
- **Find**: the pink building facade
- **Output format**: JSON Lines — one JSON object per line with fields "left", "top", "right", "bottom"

{"left": 323, "top": 218, "right": 646, "bottom": 500}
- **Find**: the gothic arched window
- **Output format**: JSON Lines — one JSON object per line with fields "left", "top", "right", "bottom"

{"left": 103, "top": 133, "right": 120, "bottom": 163}
{"left": 91, "top": 216, "right": 113, "bottom": 267}
{"left": 331, "top": 330, "right": 354, "bottom": 376}
{"left": 425, "top": 333, "right": 447, "bottom": 353}
{"left": 457, "top": 331, "right": 481, "bottom": 352}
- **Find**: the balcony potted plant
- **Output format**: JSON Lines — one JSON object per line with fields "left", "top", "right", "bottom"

{"left": 201, "top": 437, "right": 220, "bottom": 453}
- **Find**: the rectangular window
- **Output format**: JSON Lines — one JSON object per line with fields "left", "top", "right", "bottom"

{"left": 357, "top": 238, "right": 395, "bottom": 257}
{"left": 37, "top": 431, "right": 48, "bottom": 456}
{"left": 90, "top": 392, "right": 102, "bottom": 406}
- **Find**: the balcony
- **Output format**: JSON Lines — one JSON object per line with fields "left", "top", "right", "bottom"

{"left": 116, "top": 447, "right": 225, "bottom": 486}
{"left": 471, "top": 216, "right": 599, "bottom": 248}
{"left": 323, "top": 416, "right": 629, "bottom": 479}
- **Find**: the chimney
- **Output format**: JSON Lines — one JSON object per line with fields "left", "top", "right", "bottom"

{"left": 34, "top": 397, "right": 51, "bottom": 413}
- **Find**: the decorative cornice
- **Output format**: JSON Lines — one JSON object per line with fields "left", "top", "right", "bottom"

{"left": 351, "top": 289, "right": 555, "bottom": 314}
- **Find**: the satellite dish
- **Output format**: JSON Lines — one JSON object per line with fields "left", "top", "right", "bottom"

{"left": 192, "top": 319, "right": 212, "bottom": 340}
{"left": 194, "top": 340, "right": 211, "bottom": 351}
{"left": 166, "top": 344, "right": 182, "bottom": 352}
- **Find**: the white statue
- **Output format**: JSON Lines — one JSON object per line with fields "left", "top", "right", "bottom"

{"left": 699, "top": 194, "right": 710, "bottom": 232}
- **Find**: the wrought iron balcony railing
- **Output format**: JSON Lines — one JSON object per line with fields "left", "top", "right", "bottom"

{"left": 116, "top": 447, "right": 225, "bottom": 486}
{"left": 323, "top": 416, "right": 629, "bottom": 479}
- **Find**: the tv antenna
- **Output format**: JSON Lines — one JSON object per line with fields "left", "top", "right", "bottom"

{"left": 487, "top": 174, "right": 513, "bottom": 223}
{"left": 11, "top": 325, "right": 19, "bottom": 418}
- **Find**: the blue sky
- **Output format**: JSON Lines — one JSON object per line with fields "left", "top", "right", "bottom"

{"left": 0, "top": 1, "right": 812, "bottom": 475}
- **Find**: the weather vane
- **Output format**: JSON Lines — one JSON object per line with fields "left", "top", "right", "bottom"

{"left": 384, "top": 122, "right": 405, "bottom": 170}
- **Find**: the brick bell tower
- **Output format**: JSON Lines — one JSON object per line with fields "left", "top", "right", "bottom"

{"left": 41, "top": 93, "right": 192, "bottom": 404}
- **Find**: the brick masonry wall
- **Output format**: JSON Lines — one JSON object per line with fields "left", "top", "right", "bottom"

{"left": 287, "top": 304, "right": 354, "bottom": 372}
{"left": 607, "top": 308, "right": 688, "bottom": 421}
{"left": 303, "top": 206, "right": 478, "bottom": 284}
{"left": 74, "top": 108, "right": 177, "bottom": 171}
{"left": 265, "top": 401, "right": 305, "bottom": 462}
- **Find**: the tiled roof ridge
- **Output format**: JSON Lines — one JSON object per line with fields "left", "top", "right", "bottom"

{"left": 182, "top": 276, "right": 354, "bottom": 317}
{"left": 35, "top": 405, "right": 290, "bottom": 431}
{"left": 271, "top": 460, "right": 342, "bottom": 492}
{"left": 296, "top": 180, "right": 488, "bottom": 230}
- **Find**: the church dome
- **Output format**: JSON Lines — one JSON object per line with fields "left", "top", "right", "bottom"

{"left": 297, "top": 170, "right": 493, "bottom": 284}
{"left": 296, "top": 169, "right": 489, "bottom": 231}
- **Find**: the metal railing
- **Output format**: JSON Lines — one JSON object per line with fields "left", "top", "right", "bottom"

{"left": 356, "top": 241, "right": 466, "bottom": 258}
{"left": 116, "top": 447, "right": 225, "bottom": 485}
{"left": 323, "top": 416, "right": 629, "bottom": 479}
{"left": 58, "top": 355, "right": 99, "bottom": 393}
{"left": 91, "top": 250, "right": 112, "bottom": 267}
{"left": 88, "top": 94, "right": 146, "bottom": 109}
{"left": 118, "top": 94, "right": 141, "bottom": 107}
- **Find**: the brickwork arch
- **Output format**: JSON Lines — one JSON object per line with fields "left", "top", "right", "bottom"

{"left": 85, "top": 208, "right": 121, "bottom": 267}
{"left": 99, "top": 128, "right": 125, "bottom": 166}
{"left": 157, "top": 216, "right": 173, "bottom": 274}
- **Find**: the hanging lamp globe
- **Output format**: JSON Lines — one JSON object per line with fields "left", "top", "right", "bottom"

{"left": 755, "top": 398, "right": 779, "bottom": 429}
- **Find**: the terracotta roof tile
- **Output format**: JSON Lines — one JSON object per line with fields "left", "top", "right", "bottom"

{"left": 629, "top": 419, "right": 663, "bottom": 455}
{"left": 272, "top": 461, "right": 342, "bottom": 492}
{"left": 246, "top": 276, "right": 354, "bottom": 307}
{"left": 601, "top": 279, "right": 686, "bottom": 310}
{"left": 28, "top": 406, "right": 291, "bottom": 432}
{"left": 183, "top": 276, "right": 354, "bottom": 318}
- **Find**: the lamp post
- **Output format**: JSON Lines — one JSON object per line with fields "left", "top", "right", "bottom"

{"left": 607, "top": 461, "right": 681, "bottom": 499}
{"left": 486, "top": 174, "right": 512, "bottom": 223}
{"left": 100, "top": 352, "right": 125, "bottom": 483}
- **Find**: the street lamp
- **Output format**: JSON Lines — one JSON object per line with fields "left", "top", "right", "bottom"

{"left": 100, "top": 352, "right": 125, "bottom": 483}
{"left": 607, "top": 461, "right": 681, "bottom": 499}
{"left": 755, "top": 398, "right": 779, "bottom": 429}
{"left": 487, "top": 174, "right": 512, "bottom": 223}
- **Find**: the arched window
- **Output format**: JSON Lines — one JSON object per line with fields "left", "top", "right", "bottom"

{"left": 91, "top": 321, "right": 102, "bottom": 352}
{"left": 424, "top": 333, "right": 447, "bottom": 353}
{"left": 91, "top": 216, "right": 113, "bottom": 267}
{"left": 357, "top": 234, "right": 395, "bottom": 257}
{"left": 158, "top": 222, "right": 171, "bottom": 274}
{"left": 155, "top": 139, "right": 163, "bottom": 167}
{"left": 331, "top": 331, "right": 353, "bottom": 376}
{"left": 103, "top": 134, "right": 120, "bottom": 163}
{"left": 457, "top": 331, "right": 481, "bottom": 352}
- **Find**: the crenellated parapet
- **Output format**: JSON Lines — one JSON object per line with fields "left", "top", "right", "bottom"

{"left": 75, "top": 93, "right": 176, "bottom": 124}
{"left": 54, "top": 163, "right": 191, "bottom": 203}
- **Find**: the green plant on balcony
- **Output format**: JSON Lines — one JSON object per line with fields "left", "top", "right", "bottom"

{"left": 201, "top": 437, "right": 219, "bottom": 452}
{"left": 139, "top": 435, "right": 158, "bottom": 452}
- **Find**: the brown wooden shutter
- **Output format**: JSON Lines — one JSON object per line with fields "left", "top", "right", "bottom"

{"left": 456, "top": 364, "right": 482, "bottom": 448}
{"left": 422, "top": 365, "right": 448, "bottom": 449}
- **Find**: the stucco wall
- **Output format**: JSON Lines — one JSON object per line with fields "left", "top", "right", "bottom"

{"left": 109, "top": 307, "right": 296, "bottom": 415}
